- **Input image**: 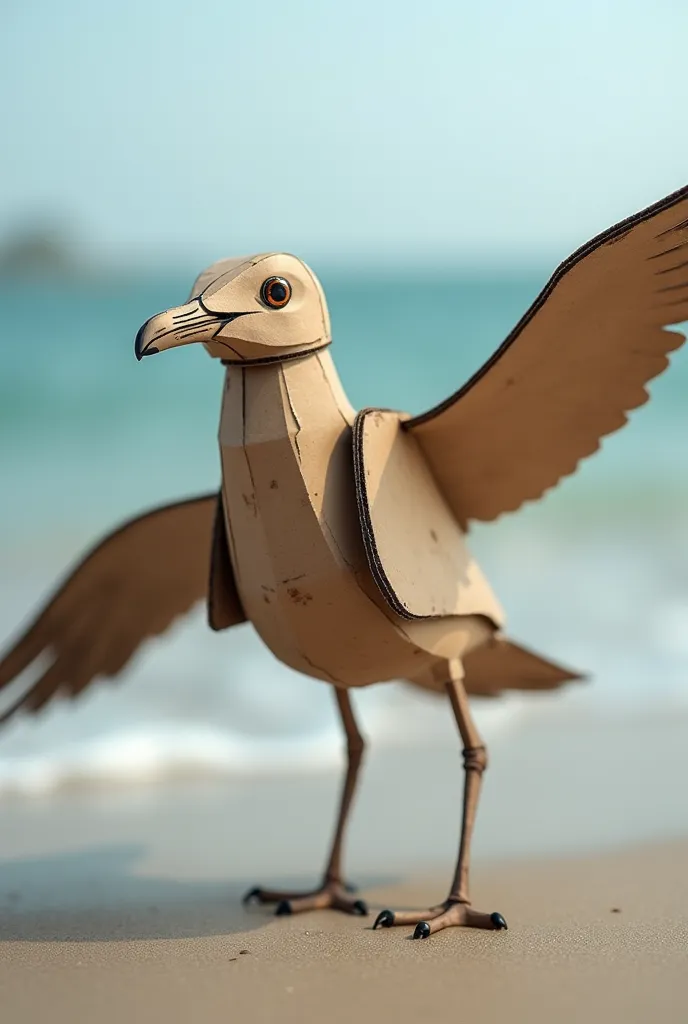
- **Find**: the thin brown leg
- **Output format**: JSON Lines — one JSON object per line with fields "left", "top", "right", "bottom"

{"left": 374, "top": 658, "right": 507, "bottom": 939}
{"left": 324, "top": 687, "right": 365, "bottom": 884}
{"left": 446, "top": 668, "right": 487, "bottom": 905}
{"left": 243, "top": 686, "right": 368, "bottom": 917}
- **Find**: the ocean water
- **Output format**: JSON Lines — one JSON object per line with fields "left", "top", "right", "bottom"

{"left": 1, "top": 267, "right": 687, "bottom": 796}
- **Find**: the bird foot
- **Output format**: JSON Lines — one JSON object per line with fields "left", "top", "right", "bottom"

{"left": 242, "top": 879, "right": 367, "bottom": 917}
{"left": 373, "top": 899, "right": 507, "bottom": 939}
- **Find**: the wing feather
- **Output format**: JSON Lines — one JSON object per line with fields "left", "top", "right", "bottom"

{"left": 0, "top": 493, "right": 245, "bottom": 724}
{"left": 405, "top": 185, "right": 688, "bottom": 526}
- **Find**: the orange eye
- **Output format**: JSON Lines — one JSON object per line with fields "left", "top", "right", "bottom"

{"left": 261, "top": 276, "right": 291, "bottom": 309}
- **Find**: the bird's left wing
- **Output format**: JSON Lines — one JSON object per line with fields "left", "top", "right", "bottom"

{"left": 404, "top": 185, "right": 688, "bottom": 527}
{"left": 0, "top": 493, "right": 245, "bottom": 724}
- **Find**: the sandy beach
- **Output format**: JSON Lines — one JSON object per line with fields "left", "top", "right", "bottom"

{"left": 1, "top": 841, "right": 687, "bottom": 1023}
{"left": 0, "top": 839, "right": 683, "bottom": 1024}
{"left": 1, "top": 707, "right": 688, "bottom": 1022}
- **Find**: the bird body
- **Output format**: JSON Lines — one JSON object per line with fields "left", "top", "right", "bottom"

{"left": 2, "top": 185, "right": 688, "bottom": 939}
{"left": 218, "top": 347, "right": 503, "bottom": 690}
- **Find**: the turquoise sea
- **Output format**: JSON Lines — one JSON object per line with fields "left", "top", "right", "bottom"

{"left": 1, "top": 267, "right": 687, "bottom": 795}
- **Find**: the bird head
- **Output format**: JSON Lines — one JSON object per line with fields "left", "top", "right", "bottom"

{"left": 134, "top": 253, "right": 331, "bottom": 364}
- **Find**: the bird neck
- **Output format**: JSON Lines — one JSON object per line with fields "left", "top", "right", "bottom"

{"left": 220, "top": 348, "right": 355, "bottom": 451}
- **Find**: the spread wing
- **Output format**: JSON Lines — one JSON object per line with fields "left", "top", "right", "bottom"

{"left": 405, "top": 185, "right": 688, "bottom": 527}
{"left": 0, "top": 493, "right": 245, "bottom": 724}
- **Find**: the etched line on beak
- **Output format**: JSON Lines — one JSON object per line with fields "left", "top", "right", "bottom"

{"left": 134, "top": 307, "right": 259, "bottom": 362}
{"left": 173, "top": 307, "right": 204, "bottom": 322}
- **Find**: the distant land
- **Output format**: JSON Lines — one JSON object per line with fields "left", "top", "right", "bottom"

{"left": 0, "top": 224, "right": 88, "bottom": 278}
{"left": 0, "top": 220, "right": 562, "bottom": 283}
{"left": 0, "top": 224, "right": 184, "bottom": 284}
{"left": 0, "top": 222, "right": 212, "bottom": 284}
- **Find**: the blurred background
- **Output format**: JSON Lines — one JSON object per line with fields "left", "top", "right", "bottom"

{"left": 0, "top": 0, "right": 687, "bottom": 860}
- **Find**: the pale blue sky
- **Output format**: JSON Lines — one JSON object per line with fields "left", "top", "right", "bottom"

{"left": 1, "top": 0, "right": 686, "bottom": 268}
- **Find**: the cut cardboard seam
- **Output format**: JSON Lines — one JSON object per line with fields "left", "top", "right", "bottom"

{"left": 316, "top": 351, "right": 352, "bottom": 430}
{"left": 279, "top": 363, "right": 302, "bottom": 461}
{"left": 301, "top": 650, "right": 343, "bottom": 686}
{"left": 238, "top": 368, "right": 260, "bottom": 515}
{"left": 219, "top": 340, "right": 331, "bottom": 367}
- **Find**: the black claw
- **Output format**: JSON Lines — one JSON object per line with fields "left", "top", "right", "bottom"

{"left": 242, "top": 887, "right": 262, "bottom": 906}
{"left": 490, "top": 912, "right": 508, "bottom": 930}
{"left": 373, "top": 909, "right": 395, "bottom": 929}
{"left": 413, "top": 922, "right": 431, "bottom": 940}
{"left": 275, "top": 900, "right": 293, "bottom": 916}
{"left": 353, "top": 900, "right": 368, "bottom": 916}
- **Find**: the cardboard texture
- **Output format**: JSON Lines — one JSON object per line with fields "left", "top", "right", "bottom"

{"left": 1, "top": 184, "right": 687, "bottom": 939}
{"left": 0, "top": 495, "right": 244, "bottom": 723}
{"left": 353, "top": 407, "right": 504, "bottom": 622}
{"left": 406, "top": 187, "right": 688, "bottom": 527}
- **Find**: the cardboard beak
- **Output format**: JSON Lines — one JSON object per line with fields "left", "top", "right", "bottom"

{"left": 135, "top": 298, "right": 208, "bottom": 360}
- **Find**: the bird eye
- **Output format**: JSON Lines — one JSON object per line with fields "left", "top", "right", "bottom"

{"left": 261, "top": 277, "right": 291, "bottom": 309}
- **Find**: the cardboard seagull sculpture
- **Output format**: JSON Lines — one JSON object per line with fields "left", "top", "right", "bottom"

{"left": 2, "top": 185, "right": 688, "bottom": 940}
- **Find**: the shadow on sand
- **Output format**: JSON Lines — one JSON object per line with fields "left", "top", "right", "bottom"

{"left": 0, "top": 843, "right": 397, "bottom": 942}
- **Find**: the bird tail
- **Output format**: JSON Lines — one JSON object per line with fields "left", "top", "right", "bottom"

{"left": 407, "top": 634, "right": 585, "bottom": 698}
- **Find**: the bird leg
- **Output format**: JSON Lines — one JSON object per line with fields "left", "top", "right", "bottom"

{"left": 243, "top": 686, "right": 368, "bottom": 917}
{"left": 374, "top": 660, "right": 507, "bottom": 939}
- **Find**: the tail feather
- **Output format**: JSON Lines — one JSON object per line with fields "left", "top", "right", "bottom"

{"left": 463, "top": 635, "right": 584, "bottom": 697}
{"left": 408, "top": 635, "right": 584, "bottom": 698}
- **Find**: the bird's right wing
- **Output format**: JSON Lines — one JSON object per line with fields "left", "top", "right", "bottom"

{"left": 0, "top": 493, "right": 245, "bottom": 724}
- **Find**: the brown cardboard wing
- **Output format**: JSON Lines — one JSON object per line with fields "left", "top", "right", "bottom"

{"left": 0, "top": 493, "right": 245, "bottom": 723}
{"left": 406, "top": 184, "right": 688, "bottom": 527}
{"left": 353, "top": 408, "right": 504, "bottom": 624}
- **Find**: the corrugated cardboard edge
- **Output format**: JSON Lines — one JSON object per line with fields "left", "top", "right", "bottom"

{"left": 353, "top": 406, "right": 428, "bottom": 621}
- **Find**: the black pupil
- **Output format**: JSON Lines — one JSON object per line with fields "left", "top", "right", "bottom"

{"left": 270, "top": 281, "right": 287, "bottom": 303}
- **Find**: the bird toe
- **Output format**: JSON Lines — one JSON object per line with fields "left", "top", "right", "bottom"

{"left": 373, "top": 909, "right": 395, "bottom": 929}
{"left": 242, "top": 887, "right": 262, "bottom": 905}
